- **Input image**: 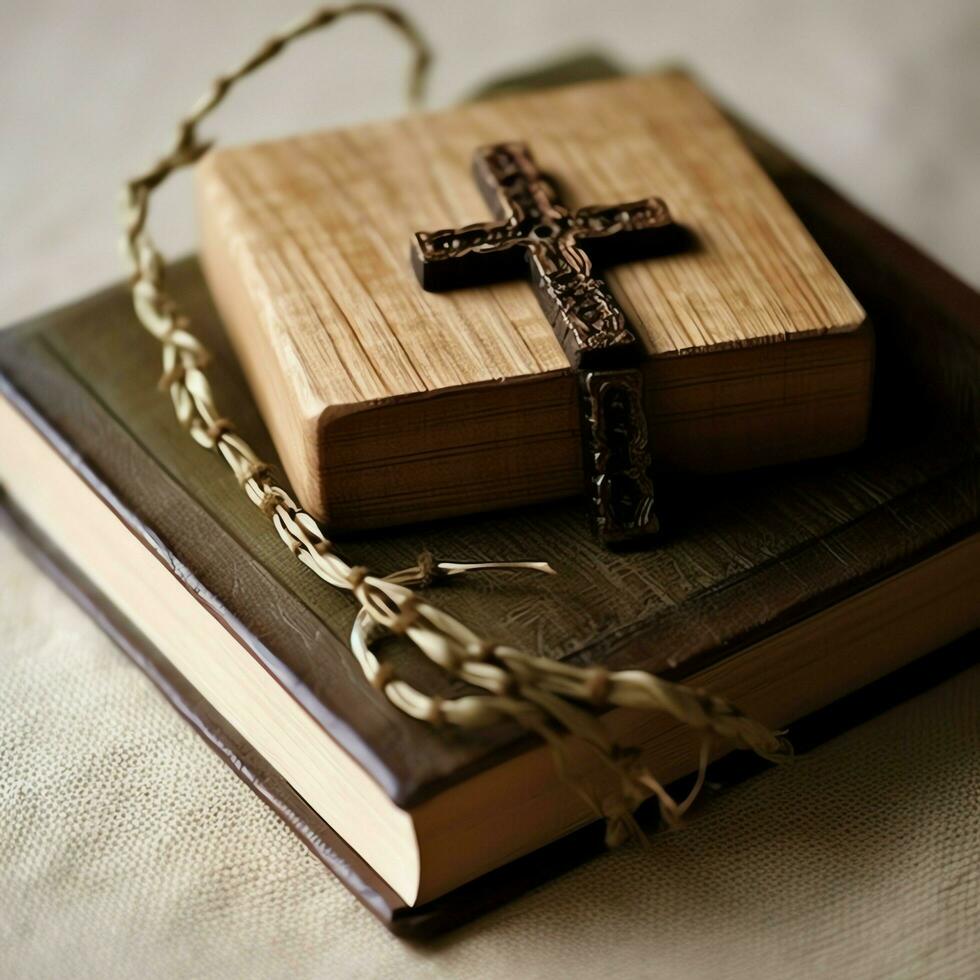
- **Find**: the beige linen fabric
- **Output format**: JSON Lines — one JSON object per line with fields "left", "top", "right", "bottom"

{"left": 1, "top": 530, "right": 978, "bottom": 979}
{"left": 3, "top": 2, "right": 979, "bottom": 975}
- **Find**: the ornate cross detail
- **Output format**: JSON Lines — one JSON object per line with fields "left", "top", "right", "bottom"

{"left": 412, "top": 142, "right": 677, "bottom": 369}
{"left": 411, "top": 142, "right": 684, "bottom": 547}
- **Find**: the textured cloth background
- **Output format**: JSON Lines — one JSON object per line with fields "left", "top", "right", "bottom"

{"left": 0, "top": 0, "right": 978, "bottom": 328}
{"left": 2, "top": 1, "right": 979, "bottom": 976}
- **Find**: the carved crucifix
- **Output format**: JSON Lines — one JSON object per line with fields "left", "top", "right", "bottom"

{"left": 411, "top": 141, "right": 684, "bottom": 547}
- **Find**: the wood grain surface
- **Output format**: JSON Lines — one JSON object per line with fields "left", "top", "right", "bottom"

{"left": 196, "top": 72, "right": 869, "bottom": 522}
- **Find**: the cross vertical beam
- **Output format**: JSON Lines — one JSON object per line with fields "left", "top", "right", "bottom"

{"left": 412, "top": 142, "right": 683, "bottom": 546}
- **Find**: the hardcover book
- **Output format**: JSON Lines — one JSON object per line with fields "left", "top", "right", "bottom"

{"left": 1, "top": 70, "right": 978, "bottom": 936}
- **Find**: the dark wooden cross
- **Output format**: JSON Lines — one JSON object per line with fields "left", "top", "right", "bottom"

{"left": 411, "top": 141, "right": 684, "bottom": 547}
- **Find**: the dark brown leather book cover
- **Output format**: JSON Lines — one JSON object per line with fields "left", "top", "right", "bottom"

{"left": 1, "top": 67, "right": 978, "bottom": 936}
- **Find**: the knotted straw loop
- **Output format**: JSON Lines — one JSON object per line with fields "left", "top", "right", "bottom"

{"left": 238, "top": 460, "right": 272, "bottom": 487}
{"left": 259, "top": 490, "right": 285, "bottom": 519}
{"left": 415, "top": 549, "right": 440, "bottom": 587}
{"left": 204, "top": 417, "right": 235, "bottom": 443}
{"left": 370, "top": 661, "right": 396, "bottom": 691}
{"left": 120, "top": 2, "right": 789, "bottom": 847}
{"left": 467, "top": 640, "right": 497, "bottom": 662}
{"left": 585, "top": 666, "right": 612, "bottom": 706}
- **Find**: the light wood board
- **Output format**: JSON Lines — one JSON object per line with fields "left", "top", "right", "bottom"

{"left": 197, "top": 72, "right": 867, "bottom": 521}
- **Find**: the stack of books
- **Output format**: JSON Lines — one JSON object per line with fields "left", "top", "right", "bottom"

{"left": 1, "top": 68, "right": 976, "bottom": 935}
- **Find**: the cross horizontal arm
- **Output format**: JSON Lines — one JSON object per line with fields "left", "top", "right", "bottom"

{"left": 412, "top": 219, "right": 527, "bottom": 290}
{"left": 573, "top": 197, "right": 673, "bottom": 237}
{"left": 573, "top": 196, "right": 682, "bottom": 267}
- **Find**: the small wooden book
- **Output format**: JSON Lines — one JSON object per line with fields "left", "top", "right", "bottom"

{"left": 1, "top": 93, "right": 978, "bottom": 934}
{"left": 196, "top": 72, "right": 872, "bottom": 530}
